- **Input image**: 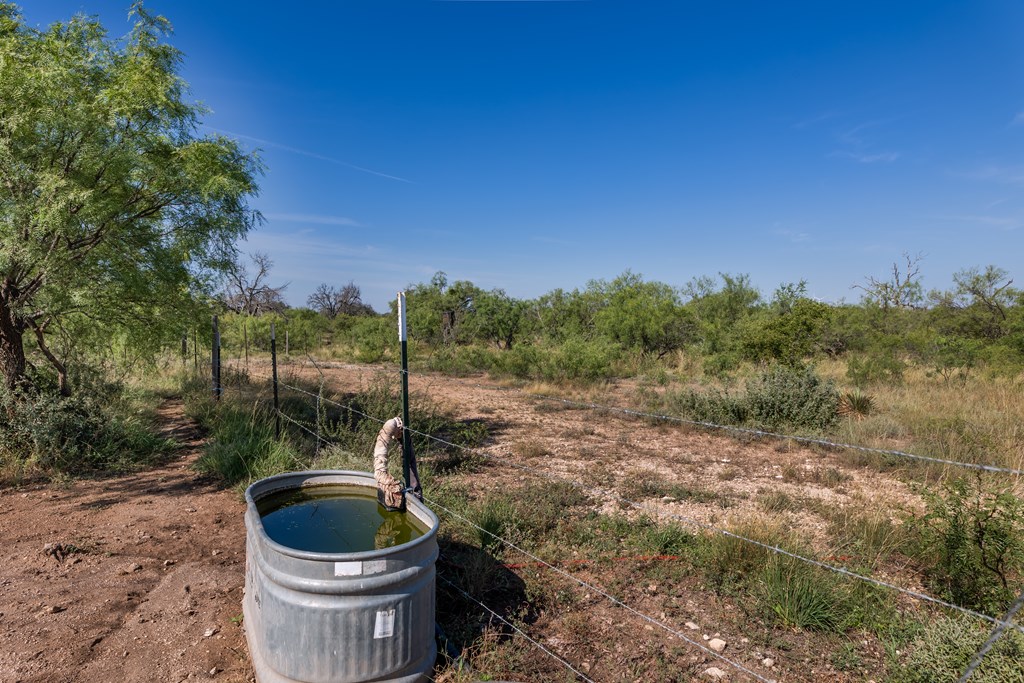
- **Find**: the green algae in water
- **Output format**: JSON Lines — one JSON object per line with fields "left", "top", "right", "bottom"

{"left": 257, "top": 485, "right": 428, "bottom": 553}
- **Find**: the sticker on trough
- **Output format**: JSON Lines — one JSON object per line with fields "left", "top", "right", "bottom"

{"left": 334, "top": 560, "right": 388, "bottom": 576}
{"left": 374, "top": 609, "right": 395, "bottom": 639}
{"left": 334, "top": 561, "right": 361, "bottom": 576}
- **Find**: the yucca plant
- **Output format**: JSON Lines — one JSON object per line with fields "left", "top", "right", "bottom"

{"left": 838, "top": 389, "right": 874, "bottom": 420}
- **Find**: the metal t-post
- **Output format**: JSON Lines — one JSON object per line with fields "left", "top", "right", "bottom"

{"left": 271, "top": 322, "right": 280, "bottom": 439}
{"left": 212, "top": 315, "right": 221, "bottom": 401}
{"left": 398, "top": 292, "right": 411, "bottom": 489}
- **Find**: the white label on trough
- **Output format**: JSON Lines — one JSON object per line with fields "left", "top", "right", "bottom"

{"left": 374, "top": 609, "right": 395, "bottom": 639}
{"left": 334, "top": 560, "right": 387, "bottom": 577}
{"left": 334, "top": 561, "right": 362, "bottom": 577}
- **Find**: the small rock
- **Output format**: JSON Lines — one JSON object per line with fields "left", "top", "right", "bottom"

{"left": 120, "top": 562, "right": 142, "bottom": 574}
{"left": 212, "top": 550, "right": 222, "bottom": 556}
{"left": 209, "top": 667, "right": 219, "bottom": 675}
{"left": 164, "top": 560, "right": 176, "bottom": 567}
{"left": 42, "top": 605, "right": 65, "bottom": 614}
{"left": 741, "top": 637, "right": 749, "bottom": 644}
{"left": 708, "top": 638, "right": 727, "bottom": 653}
{"left": 685, "top": 621, "right": 699, "bottom": 630}
{"left": 185, "top": 507, "right": 196, "bottom": 513}
{"left": 203, "top": 627, "right": 218, "bottom": 638}
{"left": 661, "top": 496, "right": 676, "bottom": 503}
{"left": 762, "top": 657, "right": 775, "bottom": 667}
{"left": 703, "top": 667, "right": 727, "bottom": 680}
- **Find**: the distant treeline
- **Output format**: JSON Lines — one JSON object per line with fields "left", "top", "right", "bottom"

{"left": 217, "top": 261, "right": 1023, "bottom": 384}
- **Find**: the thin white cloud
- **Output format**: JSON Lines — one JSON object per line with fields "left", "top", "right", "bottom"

{"left": 939, "top": 214, "right": 1021, "bottom": 231}
{"left": 791, "top": 111, "right": 840, "bottom": 130}
{"left": 774, "top": 229, "right": 811, "bottom": 243}
{"left": 264, "top": 213, "right": 363, "bottom": 227}
{"left": 830, "top": 150, "right": 900, "bottom": 164}
{"left": 532, "top": 235, "right": 572, "bottom": 246}
{"left": 1013, "top": 111, "right": 1024, "bottom": 126}
{"left": 959, "top": 165, "right": 1024, "bottom": 187}
{"left": 205, "top": 127, "right": 414, "bottom": 183}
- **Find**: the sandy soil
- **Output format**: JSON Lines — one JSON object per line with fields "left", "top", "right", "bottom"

{"left": 0, "top": 400, "right": 252, "bottom": 683}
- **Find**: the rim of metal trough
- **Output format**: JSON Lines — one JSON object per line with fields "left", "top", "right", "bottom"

{"left": 244, "top": 469, "right": 440, "bottom": 560}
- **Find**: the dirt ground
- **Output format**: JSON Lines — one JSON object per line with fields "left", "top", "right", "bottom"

{"left": 0, "top": 400, "right": 253, "bottom": 683}
{"left": 1, "top": 362, "right": 924, "bottom": 682}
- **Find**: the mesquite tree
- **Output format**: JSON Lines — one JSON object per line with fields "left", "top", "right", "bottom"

{"left": 0, "top": 3, "right": 262, "bottom": 395}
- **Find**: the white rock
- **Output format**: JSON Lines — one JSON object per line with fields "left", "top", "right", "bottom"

{"left": 708, "top": 638, "right": 727, "bottom": 653}
{"left": 703, "top": 667, "right": 728, "bottom": 679}
{"left": 762, "top": 657, "right": 774, "bottom": 667}
{"left": 685, "top": 621, "right": 699, "bottom": 630}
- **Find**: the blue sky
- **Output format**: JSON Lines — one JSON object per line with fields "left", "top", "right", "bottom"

{"left": 23, "top": 1, "right": 1024, "bottom": 312}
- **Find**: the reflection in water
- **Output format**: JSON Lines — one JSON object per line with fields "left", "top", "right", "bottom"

{"left": 257, "top": 485, "right": 428, "bottom": 553}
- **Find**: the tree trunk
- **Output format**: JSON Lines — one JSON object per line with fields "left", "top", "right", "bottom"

{"left": 0, "top": 293, "right": 28, "bottom": 394}
{"left": 30, "top": 321, "right": 70, "bottom": 396}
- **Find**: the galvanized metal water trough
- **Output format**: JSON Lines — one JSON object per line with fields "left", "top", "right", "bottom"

{"left": 244, "top": 470, "right": 438, "bottom": 683}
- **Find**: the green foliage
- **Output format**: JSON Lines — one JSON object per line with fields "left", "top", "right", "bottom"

{"left": 0, "top": 380, "right": 169, "bottom": 475}
{"left": 838, "top": 388, "right": 874, "bottom": 419}
{"left": 925, "top": 335, "right": 981, "bottom": 386}
{"left": 0, "top": 3, "right": 262, "bottom": 392}
{"left": 667, "top": 386, "right": 748, "bottom": 426}
{"left": 683, "top": 272, "right": 761, "bottom": 355}
{"left": 758, "top": 555, "right": 847, "bottom": 631}
{"left": 194, "top": 402, "right": 303, "bottom": 485}
{"left": 740, "top": 298, "right": 833, "bottom": 364}
{"left": 664, "top": 364, "right": 839, "bottom": 432}
{"left": 846, "top": 351, "right": 906, "bottom": 387}
{"left": 910, "top": 476, "right": 1024, "bottom": 615}
{"left": 592, "top": 271, "right": 692, "bottom": 357}
{"left": 744, "top": 364, "right": 840, "bottom": 431}
{"left": 890, "top": 616, "right": 1024, "bottom": 683}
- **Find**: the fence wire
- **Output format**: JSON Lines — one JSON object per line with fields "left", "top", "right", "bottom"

{"left": 259, "top": 369, "right": 1024, "bottom": 636}
{"left": 436, "top": 575, "right": 598, "bottom": 683}
{"left": 445, "top": 377, "right": 1024, "bottom": 477}
{"left": 237, "top": 363, "right": 1022, "bottom": 681}
{"left": 270, "top": 356, "right": 1023, "bottom": 476}
{"left": 428, "top": 497, "right": 775, "bottom": 682}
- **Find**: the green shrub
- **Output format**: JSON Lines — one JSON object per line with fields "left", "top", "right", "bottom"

{"left": 846, "top": 352, "right": 905, "bottom": 386}
{"left": 0, "top": 385, "right": 169, "bottom": 475}
{"left": 543, "top": 337, "right": 620, "bottom": 382}
{"left": 910, "top": 476, "right": 1024, "bottom": 616}
{"left": 890, "top": 615, "right": 1024, "bottom": 683}
{"left": 667, "top": 387, "right": 748, "bottom": 425}
{"left": 663, "top": 364, "right": 839, "bottom": 432}
{"left": 744, "top": 364, "right": 840, "bottom": 432}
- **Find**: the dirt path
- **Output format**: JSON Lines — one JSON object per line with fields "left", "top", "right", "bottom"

{"left": 0, "top": 399, "right": 252, "bottom": 683}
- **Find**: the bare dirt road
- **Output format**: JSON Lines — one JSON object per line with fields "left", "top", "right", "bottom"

{"left": 0, "top": 400, "right": 252, "bottom": 683}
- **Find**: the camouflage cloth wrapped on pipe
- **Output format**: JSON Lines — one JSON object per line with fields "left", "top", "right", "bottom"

{"left": 374, "top": 417, "right": 407, "bottom": 511}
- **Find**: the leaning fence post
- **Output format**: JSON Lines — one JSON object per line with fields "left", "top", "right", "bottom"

{"left": 212, "top": 315, "right": 221, "bottom": 401}
{"left": 271, "top": 322, "right": 280, "bottom": 439}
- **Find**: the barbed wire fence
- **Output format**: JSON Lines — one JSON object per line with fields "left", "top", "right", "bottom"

{"left": 193, "top": 325, "right": 1022, "bottom": 681}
